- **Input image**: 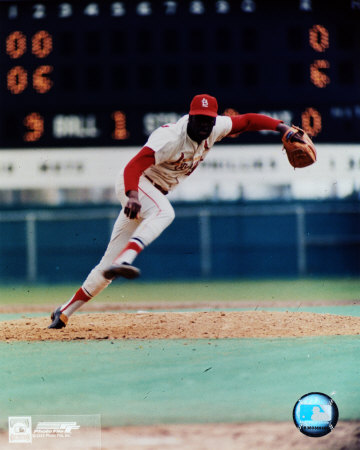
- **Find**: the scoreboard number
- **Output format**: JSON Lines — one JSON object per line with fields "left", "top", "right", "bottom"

{"left": 309, "top": 24, "right": 329, "bottom": 52}
{"left": 31, "top": 30, "right": 53, "bottom": 58}
{"left": 7, "top": 66, "right": 28, "bottom": 94}
{"left": 301, "top": 107, "right": 322, "bottom": 137}
{"left": 24, "top": 112, "right": 44, "bottom": 142}
{"left": 33, "top": 4, "right": 46, "bottom": 19}
{"left": 6, "top": 31, "right": 26, "bottom": 58}
{"left": 110, "top": 2, "right": 126, "bottom": 16}
{"left": 84, "top": 3, "right": 100, "bottom": 16}
{"left": 58, "top": 3, "right": 73, "bottom": 18}
{"left": 112, "top": 111, "right": 130, "bottom": 140}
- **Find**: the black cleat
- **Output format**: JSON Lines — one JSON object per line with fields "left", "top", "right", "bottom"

{"left": 103, "top": 263, "right": 140, "bottom": 280}
{"left": 48, "top": 307, "right": 68, "bottom": 329}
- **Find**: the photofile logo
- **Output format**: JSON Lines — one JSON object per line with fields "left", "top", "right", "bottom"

{"left": 8, "top": 414, "right": 101, "bottom": 447}
{"left": 8, "top": 416, "right": 32, "bottom": 443}
{"left": 33, "top": 421, "right": 80, "bottom": 437}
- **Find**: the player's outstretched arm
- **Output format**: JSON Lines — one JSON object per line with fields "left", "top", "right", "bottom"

{"left": 228, "top": 113, "right": 282, "bottom": 136}
{"left": 123, "top": 146, "right": 155, "bottom": 219}
{"left": 228, "top": 114, "right": 306, "bottom": 144}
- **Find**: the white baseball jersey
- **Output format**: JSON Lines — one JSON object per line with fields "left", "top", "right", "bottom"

{"left": 143, "top": 114, "right": 232, "bottom": 192}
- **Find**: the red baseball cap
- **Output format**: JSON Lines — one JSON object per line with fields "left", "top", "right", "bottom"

{"left": 189, "top": 94, "right": 218, "bottom": 117}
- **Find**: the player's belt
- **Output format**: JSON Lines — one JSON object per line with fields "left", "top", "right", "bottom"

{"left": 144, "top": 175, "right": 169, "bottom": 195}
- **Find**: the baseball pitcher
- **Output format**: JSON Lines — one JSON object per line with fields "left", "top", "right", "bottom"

{"left": 49, "top": 94, "right": 316, "bottom": 328}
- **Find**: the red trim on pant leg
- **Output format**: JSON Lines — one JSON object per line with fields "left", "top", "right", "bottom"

{"left": 138, "top": 186, "right": 162, "bottom": 212}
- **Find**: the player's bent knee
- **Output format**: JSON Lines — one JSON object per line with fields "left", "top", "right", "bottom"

{"left": 153, "top": 204, "right": 175, "bottom": 226}
{"left": 160, "top": 210, "right": 175, "bottom": 229}
{"left": 165, "top": 207, "right": 175, "bottom": 225}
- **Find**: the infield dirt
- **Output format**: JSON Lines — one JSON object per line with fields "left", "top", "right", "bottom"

{"left": 0, "top": 309, "right": 360, "bottom": 341}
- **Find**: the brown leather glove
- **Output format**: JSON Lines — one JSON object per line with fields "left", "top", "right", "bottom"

{"left": 282, "top": 125, "right": 317, "bottom": 168}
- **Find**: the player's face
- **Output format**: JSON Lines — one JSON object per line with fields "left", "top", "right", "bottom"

{"left": 187, "top": 115, "right": 216, "bottom": 143}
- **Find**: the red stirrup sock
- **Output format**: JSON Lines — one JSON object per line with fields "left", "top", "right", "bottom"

{"left": 60, "top": 287, "right": 92, "bottom": 318}
{"left": 113, "top": 238, "right": 145, "bottom": 266}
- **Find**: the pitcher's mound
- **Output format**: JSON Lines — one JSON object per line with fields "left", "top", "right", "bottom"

{"left": 1, "top": 311, "right": 360, "bottom": 341}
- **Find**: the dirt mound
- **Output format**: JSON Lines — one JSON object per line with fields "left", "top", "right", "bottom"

{"left": 1, "top": 311, "right": 359, "bottom": 341}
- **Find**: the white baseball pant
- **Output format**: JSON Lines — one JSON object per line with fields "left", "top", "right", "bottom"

{"left": 82, "top": 174, "right": 175, "bottom": 297}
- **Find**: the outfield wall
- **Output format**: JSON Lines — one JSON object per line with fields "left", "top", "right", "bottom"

{"left": 1, "top": 200, "right": 360, "bottom": 282}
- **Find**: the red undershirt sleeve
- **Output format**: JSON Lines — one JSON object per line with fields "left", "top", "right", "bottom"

{"left": 229, "top": 114, "right": 283, "bottom": 136}
{"left": 124, "top": 146, "right": 156, "bottom": 194}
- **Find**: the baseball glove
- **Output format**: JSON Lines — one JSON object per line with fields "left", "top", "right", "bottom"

{"left": 282, "top": 125, "right": 317, "bottom": 168}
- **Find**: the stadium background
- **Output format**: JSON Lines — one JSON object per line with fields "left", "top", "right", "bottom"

{"left": 0, "top": 0, "right": 360, "bottom": 449}
{"left": 1, "top": 0, "right": 360, "bottom": 283}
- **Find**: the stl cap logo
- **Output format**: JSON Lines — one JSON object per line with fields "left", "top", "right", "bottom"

{"left": 201, "top": 98, "right": 209, "bottom": 108}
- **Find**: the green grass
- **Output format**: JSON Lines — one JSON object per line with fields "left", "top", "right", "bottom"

{"left": 1, "top": 337, "right": 359, "bottom": 426}
{"left": 0, "top": 277, "right": 359, "bottom": 305}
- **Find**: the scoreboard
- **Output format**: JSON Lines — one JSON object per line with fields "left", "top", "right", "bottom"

{"left": 0, "top": 0, "right": 360, "bottom": 148}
